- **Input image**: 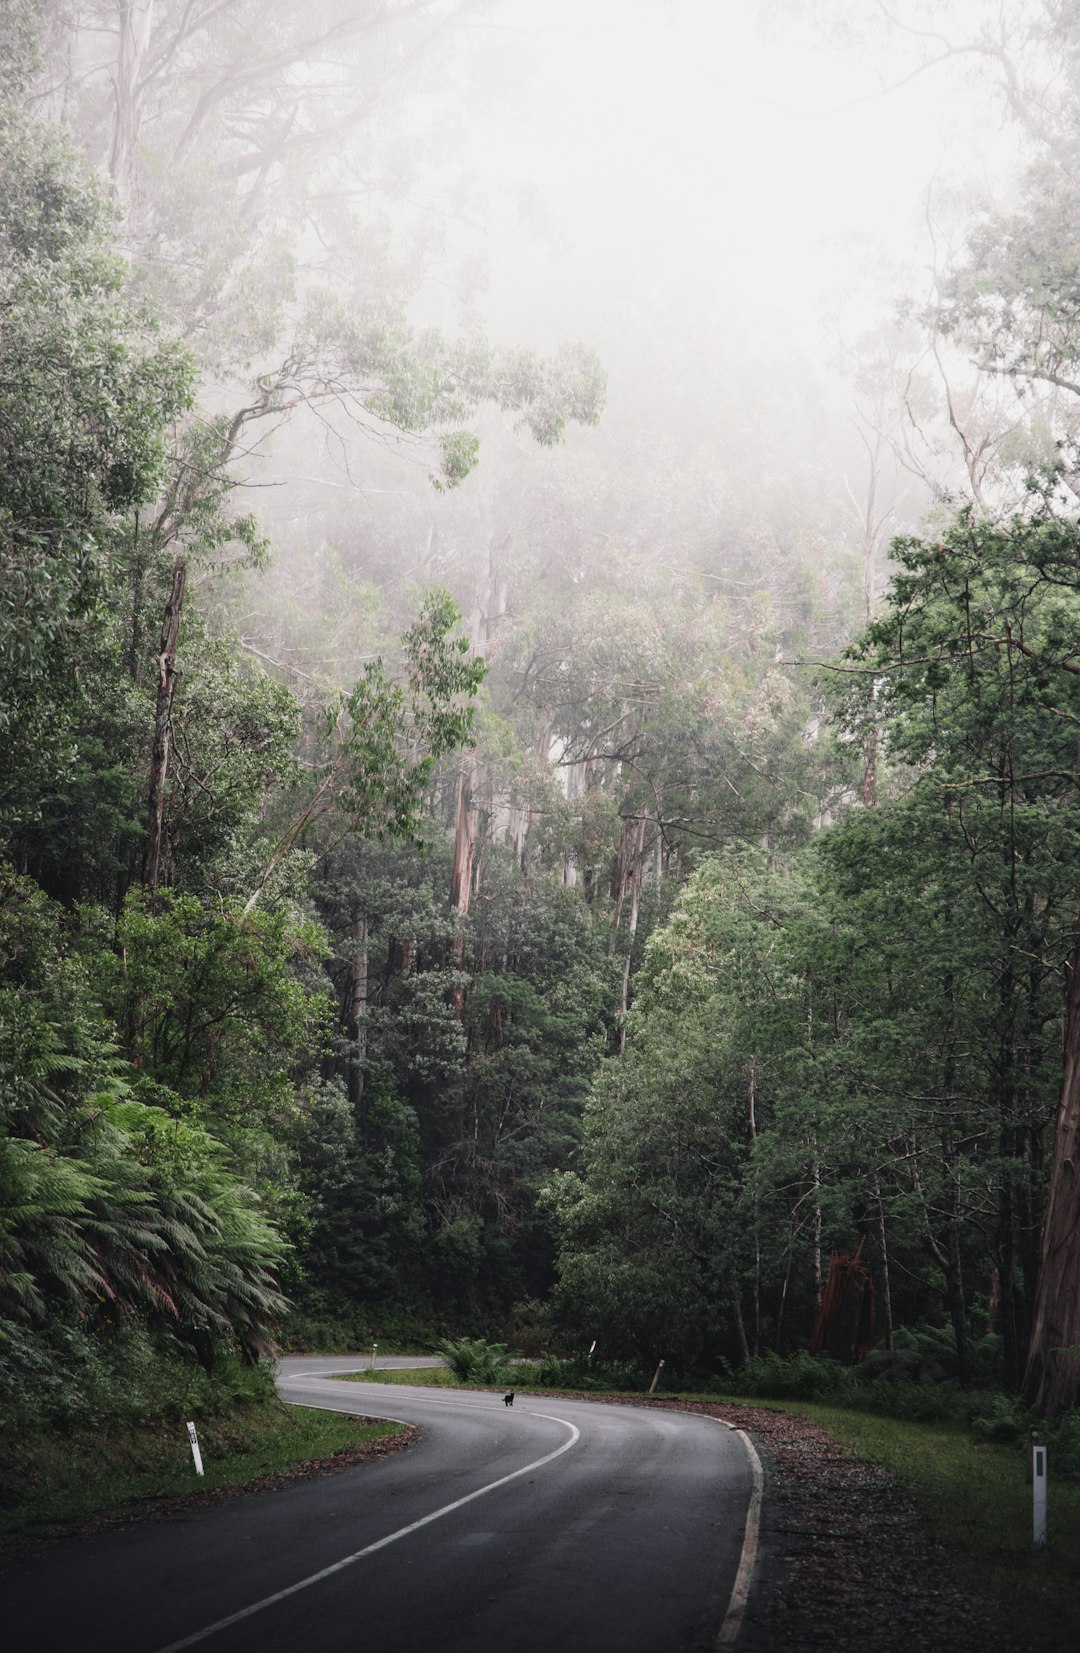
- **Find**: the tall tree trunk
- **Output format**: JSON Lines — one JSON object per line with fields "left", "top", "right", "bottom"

{"left": 749, "top": 1059, "right": 761, "bottom": 1357}
{"left": 861, "top": 717, "right": 878, "bottom": 808}
{"left": 346, "top": 909, "right": 368, "bottom": 1115}
{"left": 860, "top": 529, "right": 878, "bottom": 806}
{"left": 811, "top": 1147, "right": 823, "bottom": 1311}
{"left": 730, "top": 1268, "right": 750, "bottom": 1368}
{"left": 141, "top": 554, "right": 186, "bottom": 899}
{"left": 558, "top": 744, "right": 588, "bottom": 886}
{"left": 875, "top": 1181, "right": 894, "bottom": 1352}
{"left": 1018, "top": 1119, "right": 1043, "bottom": 1361}
{"left": 610, "top": 809, "right": 645, "bottom": 945}
{"left": 1025, "top": 921, "right": 1080, "bottom": 1417}
{"left": 1010, "top": 949, "right": 1047, "bottom": 1388}
{"left": 447, "top": 529, "right": 505, "bottom": 1014}
{"left": 913, "top": 1136, "right": 968, "bottom": 1383}
{"left": 616, "top": 815, "right": 647, "bottom": 1051}
{"left": 108, "top": 0, "right": 156, "bottom": 204}
{"left": 850, "top": 422, "right": 889, "bottom": 807}
{"left": 997, "top": 1153, "right": 1025, "bottom": 1391}
{"left": 775, "top": 1230, "right": 795, "bottom": 1353}
{"left": 448, "top": 751, "right": 478, "bottom": 1018}
{"left": 945, "top": 1193, "right": 969, "bottom": 1386}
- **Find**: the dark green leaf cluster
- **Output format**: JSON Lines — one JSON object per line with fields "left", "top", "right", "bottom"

{"left": 0, "top": 874, "right": 289, "bottom": 1415}
{"left": 550, "top": 506, "right": 1080, "bottom": 1389}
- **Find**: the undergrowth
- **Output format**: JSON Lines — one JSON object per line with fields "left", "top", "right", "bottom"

{"left": 0, "top": 1316, "right": 275, "bottom": 1437}
{"left": 434, "top": 1336, "right": 516, "bottom": 1384}
{"left": 706, "top": 1339, "right": 1080, "bottom": 1477}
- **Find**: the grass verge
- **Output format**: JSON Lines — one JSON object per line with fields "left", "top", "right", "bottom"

{"left": 333, "top": 1363, "right": 540, "bottom": 1389}
{"left": 337, "top": 1365, "right": 471, "bottom": 1388}
{"left": 730, "top": 1397, "right": 1080, "bottom": 1653}
{"left": 1, "top": 1403, "right": 403, "bottom": 1559}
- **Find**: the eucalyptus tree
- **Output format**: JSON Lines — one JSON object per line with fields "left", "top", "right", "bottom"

{"left": 31, "top": 0, "right": 605, "bottom": 495}
{"left": 0, "top": 103, "right": 190, "bottom": 848}
{"left": 548, "top": 850, "right": 819, "bottom": 1372}
{"left": 0, "top": 102, "right": 324, "bottom": 1351}
{"left": 833, "top": 506, "right": 1080, "bottom": 1411}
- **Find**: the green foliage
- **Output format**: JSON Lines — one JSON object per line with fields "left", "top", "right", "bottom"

{"left": 967, "top": 1393, "right": 1028, "bottom": 1444}
{"left": 0, "top": 1314, "right": 275, "bottom": 1440}
{"left": 0, "top": 871, "right": 291, "bottom": 1405}
{"left": 286, "top": 295, "right": 604, "bottom": 487}
{"left": 548, "top": 848, "right": 816, "bottom": 1369}
{"left": 728, "top": 1351, "right": 854, "bottom": 1402}
{"left": 101, "top": 888, "right": 329, "bottom": 1136}
{"left": 0, "top": 0, "right": 42, "bottom": 96}
{"left": 336, "top": 590, "right": 486, "bottom": 841}
{"left": 543, "top": 505, "right": 1080, "bottom": 1400}
{"left": 532, "top": 1354, "right": 646, "bottom": 1393}
{"left": 278, "top": 1295, "right": 442, "bottom": 1354}
{"left": 0, "top": 108, "right": 191, "bottom": 831}
{"left": 433, "top": 1334, "right": 514, "bottom": 1385}
{"left": 1044, "top": 1410, "right": 1080, "bottom": 1479}
{"left": 286, "top": 1072, "right": 424, "bottom": 1304}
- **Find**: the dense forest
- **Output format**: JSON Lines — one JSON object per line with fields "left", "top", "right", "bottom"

{"left": 4, "top": 0, "right": 1080, "bottom": 1449}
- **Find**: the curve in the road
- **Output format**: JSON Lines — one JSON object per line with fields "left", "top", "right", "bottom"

{"left": 2, "top": 1356, "right": 763, "bottom": 1653}
{"left": 712, "top": 1422, "right": 763, "bottom": 1646}
{"left": 274, "top": 1358, "right": 765, "bottom": 1651}
{"left": 152, "top": 1405, "right": 582, "bottom": 1653}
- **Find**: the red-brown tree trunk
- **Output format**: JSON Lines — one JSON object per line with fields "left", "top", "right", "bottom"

{"left": 1025, "top": 920, "right": 1080, "bottom": 1417}
{"left": 142, "top": 554, "right": 186, "bottom": 898}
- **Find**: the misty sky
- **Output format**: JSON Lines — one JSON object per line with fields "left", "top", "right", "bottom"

{"left": 458, "top": 2, "right": 1020, "bottom": 365}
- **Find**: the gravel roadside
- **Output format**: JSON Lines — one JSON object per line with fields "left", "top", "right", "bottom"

{"left": 608, "top": 1396, "right": 1044, "bottom": 1653}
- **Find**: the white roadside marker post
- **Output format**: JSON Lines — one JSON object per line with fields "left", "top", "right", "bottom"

{"left": 587, "top": 1339, "right": 597, "bottom": 1365}
{"left": 648, "top": 1358, "right": 665, "bottom": 1395}
{"left": 1032, "top": 1442, "right": 1047, "bottom": 1547}
{"left": 186, "top": 1421, "right": 204, "bottom": 1477}
{"left": 370, "top": 1341, "right": 378, "bottom": 1372}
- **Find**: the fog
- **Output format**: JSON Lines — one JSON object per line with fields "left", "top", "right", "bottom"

{"left": 28, "top": 0, "right": 1053, "bottom": 652}
{"left": 253, "top": 0, "right": 1034, "bottom": 614}
{"left": 471, "top": 1, "right": 996, "bottom": 344}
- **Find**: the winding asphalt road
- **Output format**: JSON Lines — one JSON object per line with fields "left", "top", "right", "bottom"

{"left": 2, "top": 1356, "right": 761, "bottom": 1653}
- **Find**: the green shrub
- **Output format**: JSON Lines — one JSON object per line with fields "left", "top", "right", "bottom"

{"left": 434, "top": 1336, "right": 514, "bottom": 1385}
{"left": 533, "top": 1354, "right": 646, "bottom": 1392}
{"left": 1044, "top": 1411, "right": 1080, "bottom": 1479}
{"left": 0, "top": 1312, "right": 277, "bottom": 1439}
{"left": 726, "top": 1350, "right": 855, "bottom": 1401}
{"left": 278, "top": 1306, "right": 371, "bottom": 1354}
{"left": 968, "top": 1393, "right": 1028, "bottom": 1444}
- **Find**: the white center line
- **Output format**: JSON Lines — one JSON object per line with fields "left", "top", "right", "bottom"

{"left": 150, "top": 1409, "right": 580, "bottom": 1653}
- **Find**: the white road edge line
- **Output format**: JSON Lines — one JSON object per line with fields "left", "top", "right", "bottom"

{"left": 714, "top": 1422, "right": 764, "bottom": 1648}
{"left": 150, "top": 1404, "right": 580, "bottom": 1653}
